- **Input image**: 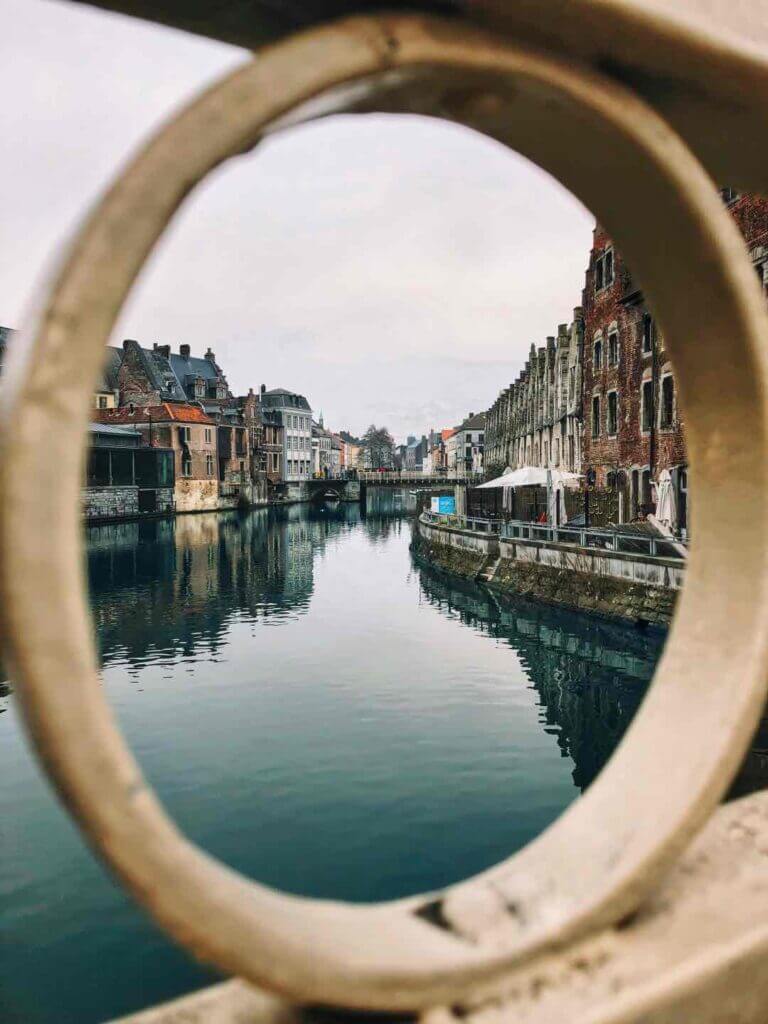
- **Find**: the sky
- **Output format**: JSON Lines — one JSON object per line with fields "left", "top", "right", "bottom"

{"left": 1, "top": 0, "right": 595, "bottom": 442}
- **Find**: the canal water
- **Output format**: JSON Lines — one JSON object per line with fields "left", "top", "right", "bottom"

{"left": 1, "top": 493, "right": 664, "bottom": 1024}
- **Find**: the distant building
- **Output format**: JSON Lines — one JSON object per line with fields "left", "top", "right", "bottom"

{"left": 258, "top": 402, "right": 283, "bottom": 484}
{"left": 404, "top": 435, "right": 428, "bottom": 473}
{"left": 312, "top": 416, "right": 334, "bottom": 477}
{"left": 484, "top": 312, "right": 584, "bottom": 479}
{"left": 338, "top": 431, "right": 362, "bottom": 471}
{"left": 258, "top": 387, "right": 313, "bottom": 482}
{"left": 453, "top": 413, "right": 486, "bottom": 474}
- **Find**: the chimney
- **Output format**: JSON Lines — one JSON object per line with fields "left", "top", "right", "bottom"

{"left": 122, "top": 338, "right": 137, "bottom": 351}
{"left": 180, "top": 344, "right": 191, "bottom": 358}
{"left": 260, "top": 384, "right": 266, "bottom": 395}
{"left": 204, "top": 347, "right": 216, "bottom": 363}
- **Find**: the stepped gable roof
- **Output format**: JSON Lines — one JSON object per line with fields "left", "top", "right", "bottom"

{"left": 127, "top": 342, "right": 187, "bottom": 402}
{"left": 94, "top": 403, "right": 215, "bottom": 425}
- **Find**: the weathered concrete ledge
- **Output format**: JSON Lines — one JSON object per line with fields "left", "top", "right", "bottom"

{"left": 108, "top": 790, "right": 768, "bottom": 1024}
{"left": 413, "top": 517, "right": 682, "bottom": 627}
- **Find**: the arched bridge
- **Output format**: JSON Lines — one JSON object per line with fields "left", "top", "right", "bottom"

{"left": 305, "top": 478, "right": 360, "bottom": 503}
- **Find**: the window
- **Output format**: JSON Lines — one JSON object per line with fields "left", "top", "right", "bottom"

{"left": 181, "top": 451, "right": 192, "bottom": 477}
{"left": 204, "top": 428, "right": 212, "bottom": 443}
{"left": 98, "top": 395, "right": 108, "bottom": 409}
{"left": 642, "top": 314, "right": 654, "bottom": 354}
{"left": 111, "top": 449, "right": 134, "bottom": 486}
{"left": 608, "top": 331, "right": 619, "bottom": 366}
{"left": 604, "top": 248, "right": 614, "bottom": 285}
{"left": 591, "top": 395, "right": 600, "bottom": 438}
{"left": 594, "top": 248, "right": 614, "bottom": 292}
{"left": 178, "top": 425, "right": 191, "bottom": 444}
{"left": 205, "top": 454, "right": 214, "bottom": 476}
{"left": 87, "top": 448, "right": 110, "bottom": 487}
{"left": 720, "top": 186, "right": 739, "bottom": 204}
{"left": 595, "top": 256, "right": 604, "bottom": 292}
{"left": 607, "top": 391, "right": 618, "bottom": 435}
{"left": 661, "top": 375, "right": 675, "bottom": 428}
{"left": 594, "top": 339, "right": 603, "bottom": 371}
{"left": 641, "top": 379, "right": 654, "bottom": 431}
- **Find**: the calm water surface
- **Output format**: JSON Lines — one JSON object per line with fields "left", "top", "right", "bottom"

{"left": 1, "top": 494, "right": 664, "bottom": 1024}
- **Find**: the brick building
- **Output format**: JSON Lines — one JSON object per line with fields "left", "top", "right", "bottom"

{"left": 117, "top": 340, "right": 268, "bottom": 503}
{"left": 95, "top": 403, "right": 219, "bottom": 513}
{"left": 581, "top": 190, "right": 768, "bottom": 532}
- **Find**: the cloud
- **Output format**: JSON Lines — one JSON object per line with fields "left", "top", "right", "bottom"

{"left": 1, "top": 0, "right": 594, "bottom": 441}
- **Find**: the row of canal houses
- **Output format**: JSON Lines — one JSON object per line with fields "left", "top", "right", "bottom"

{"left": 0, "top": 331, "right": 353, "bottom": 522}
{"left": 484, "top": 189, "right": 768, "bottom": 535}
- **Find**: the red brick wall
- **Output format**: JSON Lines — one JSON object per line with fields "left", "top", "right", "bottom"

{"left": 582, "top": 193, "right": 768, "bottom": 513}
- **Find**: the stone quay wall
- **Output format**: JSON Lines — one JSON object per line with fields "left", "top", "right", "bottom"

{"left": 84, "top": 486, "right": 175, "bottom": 523}
{"left": 83, "top": 486, "right": 139, "bottom": 522}
{"left": 413, "top": 517, "right": 682, "bottom": 626}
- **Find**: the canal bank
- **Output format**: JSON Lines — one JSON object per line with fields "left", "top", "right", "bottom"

{"left": 411, "top": 512, "right": 683, "bottom": 627}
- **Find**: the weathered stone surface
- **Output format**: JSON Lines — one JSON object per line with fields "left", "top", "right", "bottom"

{"left": 412, "top": 528, "right": 679, "bottom": 626}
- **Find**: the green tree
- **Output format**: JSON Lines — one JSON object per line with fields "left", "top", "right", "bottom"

{"left": 361, "top": 424, "right": 395, "bottom": 469}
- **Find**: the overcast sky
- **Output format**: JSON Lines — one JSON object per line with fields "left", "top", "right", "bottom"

{"left": 1, "top": 0, "right": 595, "bottom": 442}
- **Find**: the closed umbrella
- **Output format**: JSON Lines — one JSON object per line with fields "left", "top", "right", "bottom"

{"left": 655, "top": 469, "right": 677, "bottom": 529}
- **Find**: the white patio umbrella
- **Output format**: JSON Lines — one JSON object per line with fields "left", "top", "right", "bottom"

{"left": 655, "top": 468, "right": 677, "bottom": 528}
{"left": 477, "top": 466, "right": 581, "bottom": 489}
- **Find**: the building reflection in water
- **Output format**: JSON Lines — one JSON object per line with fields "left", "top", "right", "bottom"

{"left": 84, "top": 502, "right": 366, "bottom": 671}
{"left": 415, "top": 561, "right": 661, "bottom": 791}
{"left": 415, "top": 558, "right": 767, "bottom": 797}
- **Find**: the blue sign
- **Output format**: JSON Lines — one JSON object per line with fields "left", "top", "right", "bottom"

{"left": 431, "top": 495, "right": 456, "bottom": 515}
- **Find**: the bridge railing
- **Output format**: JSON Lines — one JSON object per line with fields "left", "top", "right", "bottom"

{"left": 358, "top": 471, "right": 481, "bottom": 483}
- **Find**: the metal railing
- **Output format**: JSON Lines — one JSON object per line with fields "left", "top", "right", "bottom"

{"left": 422, "top": 511, "right": 686, "bottom": 560}
{"left": 421, "top": 510, "right": 505, "bottom": 534}
{"left": 358, "top": 471, "right": 481, "bottom": 483}
{"left": 501, "top": 519, "right": 686, "bottom": 559}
